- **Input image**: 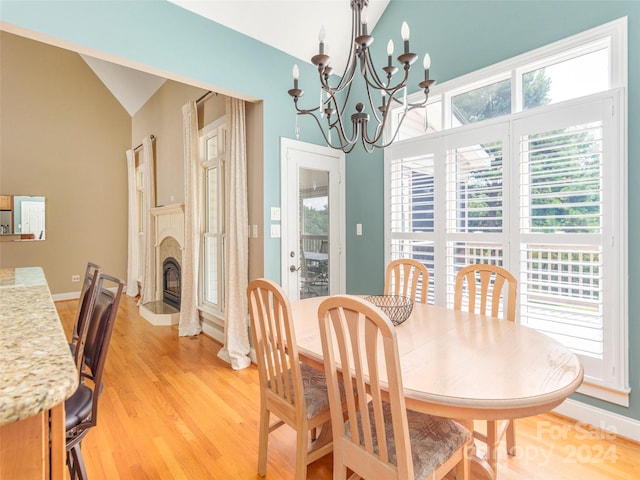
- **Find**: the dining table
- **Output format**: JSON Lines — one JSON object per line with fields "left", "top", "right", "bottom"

{"left": 291, "top": 295, "right": 584, "bottom": 480}
{"left": 0, "top": 267, "right": 78, "bottom": 479}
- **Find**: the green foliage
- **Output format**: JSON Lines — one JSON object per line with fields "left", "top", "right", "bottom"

{"left": 452, "top": 69, "right": 600, "bottom": 234}
{"left": 303, "top": 204, "right": 328, "bottom": 235}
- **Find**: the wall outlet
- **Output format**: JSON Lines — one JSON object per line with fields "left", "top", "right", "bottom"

{"left": 71, "top": 274, "right": 80, "bottom": 282}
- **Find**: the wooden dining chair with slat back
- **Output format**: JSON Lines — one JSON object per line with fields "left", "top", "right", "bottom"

{"left": 69, "top": 262, "right": 101, "bottom": 365}
{"left": 318, "top": 295, "right": 470, "bottom": 480}
{"left": 384, "top": 258, "right": 430, "bottom": 304}
{"left": 454, "top": 263, "right": 518, "bottom": 472}
{"left": 247, "top": 278, "right": 337, "bottom": 480}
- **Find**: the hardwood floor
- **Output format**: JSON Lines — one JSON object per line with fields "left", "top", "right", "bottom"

{"left": 56, "top": 295, "right": 640, "bottom": 479}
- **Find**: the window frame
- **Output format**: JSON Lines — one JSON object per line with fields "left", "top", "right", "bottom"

{"left": 199, "top": 116, "right": 227, "bottom": 317}
{"left": 384, "top": 18, "right": 628, "bottom": 406}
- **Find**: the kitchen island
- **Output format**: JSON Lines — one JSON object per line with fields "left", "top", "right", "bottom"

{"left": 0, "top": 267, "right": 78, "bottom": 479}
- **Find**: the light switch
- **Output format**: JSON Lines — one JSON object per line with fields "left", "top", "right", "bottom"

{"left": 356, "top": 223, "right": 363, "bottom": 236}
{"left": 270, "top": 224, "right": 281, "bottom": 238}
{"left": 252, "top": 224, "right": 258, "bottom": 238}
{"left": 271, "top": 207, "right": 281, "bottom": 221}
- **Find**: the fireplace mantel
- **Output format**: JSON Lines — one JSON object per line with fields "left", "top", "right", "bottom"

{"left": 152, "top": 204, "right": 184, "bottom": 248}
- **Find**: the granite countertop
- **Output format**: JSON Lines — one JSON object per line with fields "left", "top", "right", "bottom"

{"left": 0, "top": 267, "right": 79, "bottom": 425}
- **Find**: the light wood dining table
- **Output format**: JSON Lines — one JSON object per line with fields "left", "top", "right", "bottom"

{"left": 291, "top": 295, "right": 584, "bottom": 480}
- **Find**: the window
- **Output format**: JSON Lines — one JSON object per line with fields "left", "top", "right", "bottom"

{"left": 200, "top": 118, "right": 226, "bottom": 314}
{"left": 385, "top": 19, "right": 628, "bottom": 405}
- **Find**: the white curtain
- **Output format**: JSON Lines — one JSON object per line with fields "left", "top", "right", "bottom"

{"left": 179, "top": 101, "right": 202, "bottom": 336}
{"left": 217, "top": 97, "right": 251, "bottom": 370}
{"left": 125, "top": 149, "right": 140, "bottom": 297}
{"left": 138, "top": 136, "right": 156, "bottom": 306}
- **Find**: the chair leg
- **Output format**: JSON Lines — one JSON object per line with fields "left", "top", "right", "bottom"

{"left": 294, "top": 426, "right": 309, "bottom": 480}
{"left": 506, "top": 420, "right": 516, "bottom": 456}
{"left": 257, "top": 406, "right": 270, "bottom": 477}
{"left": 68, "top": 443, "right": 87, "bottom": 480}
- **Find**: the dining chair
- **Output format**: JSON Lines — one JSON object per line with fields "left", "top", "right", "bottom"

{"left": 454, "top": 263, "right": 518, "bottom": 472}
{"left": 69, "top": 262, "right": 101, "bottom": 365}
{"left": 318, "top": 295, "right": 470, "bottom": 480}
{"left": 384, "top": 258, "right": 430, "bottom": 304}
{"left": 65, "top": 273, "right": 124, "bottom": 480}
{"left": 247, "top": 278, "right": 336, "bottom": 479}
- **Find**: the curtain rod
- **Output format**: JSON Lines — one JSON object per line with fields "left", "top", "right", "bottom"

{"left": 133, "top": 134, "right": 155, "bottom": 152}
{"left": 196, "top": 90, "right": 214, "bottom": 104}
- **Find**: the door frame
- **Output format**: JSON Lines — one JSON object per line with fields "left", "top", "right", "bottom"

{"left": 280, "top": 138, "right": 346, "bottom": 300}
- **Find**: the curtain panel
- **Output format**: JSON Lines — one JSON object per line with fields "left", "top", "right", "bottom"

{"left": 179, "top": 100, "right": 203, "bottom": 336}
{"left": 125, "top": 149, "right": 139, "bottom": 297}
{"left": 138, "top": 136, "right": 156, "bottom": 306}
{"left": 217, "top": 97, "right": 251, "bottom": 370}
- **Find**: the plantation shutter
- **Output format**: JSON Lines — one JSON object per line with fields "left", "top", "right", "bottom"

{"left": 443, "top": 124, "right": 511, "bottom": 308}
{"left": 514, "top": 98, "right": 612, "bottom": 382}
{"left": 388, "top": 145, "right": 438, "bottom": 303}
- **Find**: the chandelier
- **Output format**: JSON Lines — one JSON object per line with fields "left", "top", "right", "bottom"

{"left": 287, "top": 0, "right": 435, "bottom": 153}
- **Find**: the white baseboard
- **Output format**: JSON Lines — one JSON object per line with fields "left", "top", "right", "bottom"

{"left": 52, "top": 291, "right": 80, "bottom": 302}
{"left": 553, "top": 398, "right": 640, "bottom": 443}
{"left": 52, "top": 285, "right": 124, "bottom": 303}
{"left": 201, "top": 319, "right": 225, "bottom": 345}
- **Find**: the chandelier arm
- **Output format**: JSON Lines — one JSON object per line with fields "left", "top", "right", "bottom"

{"left": 292, "top": 97, "right": 321, "bottom": 116}
{"left": 362, "top": 48, "right": 396, "bottom": 91}
{"left": 330, "top": 107, "right": 360, "bottom": 147}
{"left": 387, "top": 92, "right": 430, "bottom": 109}
{"left": 362, "top": 46, "right": 415, "bottom": 94}
{"left": 328, "top": 1, "right": 361, "bottom": 94}
{"left": 298, "top": 110, "right": 357, "bottom": 150}
{"left": 333, "top": 82, "right": 356, "bottom": 120}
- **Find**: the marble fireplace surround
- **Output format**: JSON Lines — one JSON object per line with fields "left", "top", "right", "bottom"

{"left": 140, "top": 204, "right": 184, "bottom": 326}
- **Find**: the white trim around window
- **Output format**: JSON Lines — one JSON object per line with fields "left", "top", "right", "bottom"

{"left": 386, "top": 16, "right": 628, "bottom": 406}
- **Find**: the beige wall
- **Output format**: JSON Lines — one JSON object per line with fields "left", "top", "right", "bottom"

{"left": 0, "top": 32, "right": 131, "bottom": 294}
{"left": 132, "top": 81, "right": 219, "bottom": 206}
{"left": 246, "top": 102, "right": 264, "bottom": 280}
{"left": 0, "top": 32, "right": 265, "bottom": 296}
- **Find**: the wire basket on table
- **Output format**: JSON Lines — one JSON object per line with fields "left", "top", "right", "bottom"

{"left": 364, "top": 295, "right": 414, "bottom": 326}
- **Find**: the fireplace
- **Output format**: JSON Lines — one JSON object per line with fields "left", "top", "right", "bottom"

{"left": 163, "top": 257, "right": 181, "bottom": 309}
{"left": 140, "top": 204, "right": 184, "bottom": 326}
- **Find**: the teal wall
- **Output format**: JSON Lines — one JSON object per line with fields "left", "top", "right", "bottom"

{"left": 353, "top": 0, "right": 639, "bottom": 420}
{"left": 3, "top": 0, "right": 639, "bottom": 420}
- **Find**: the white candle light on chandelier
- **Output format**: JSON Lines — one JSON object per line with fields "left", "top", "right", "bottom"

{"left": 401, "top": 21, "right": 410, "bottom": 53}
{"left": 319, "top": 26, "right": 326, "bottom": 55}
{"left": 361, "top": 8, "right": 368, "bottom": 35}
{"left": 423, "top": 53, "right": 431, "bottom": 80}
{"left": 292, "top": 64, "right": 299, "bottom": 89}
{"left": 387, "top": 40, "right": 394, "bottom": 67}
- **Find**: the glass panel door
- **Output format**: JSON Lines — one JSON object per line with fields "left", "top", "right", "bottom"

{"left": 299, "top": 168, "right": 329, "bottom": 298}
{"left": 281, "top": 139, "right": 345, "bottom": 301}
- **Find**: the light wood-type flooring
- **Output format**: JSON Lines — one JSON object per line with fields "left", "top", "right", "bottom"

{"left": 56, "top": 295, "right": 640, "bottom": 479}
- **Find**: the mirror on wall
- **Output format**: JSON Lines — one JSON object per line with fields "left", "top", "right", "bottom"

{"left": 0, "top": 195, "right": 46, "bottom": 241}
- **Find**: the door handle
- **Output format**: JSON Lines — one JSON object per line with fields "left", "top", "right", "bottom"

{"left": 290, "top": 265, "right": 301, "bottom": 272}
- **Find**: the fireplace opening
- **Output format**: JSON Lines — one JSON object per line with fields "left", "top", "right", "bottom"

{"left": 163, "top": 257, "right": 181, "bottom": 310}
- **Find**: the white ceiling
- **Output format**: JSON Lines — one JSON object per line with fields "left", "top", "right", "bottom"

{"left": 168, "top": 0, "right": 389, "bottom": 72}
{"left": 84, "top": 0, "right": 390, "bottom": 116}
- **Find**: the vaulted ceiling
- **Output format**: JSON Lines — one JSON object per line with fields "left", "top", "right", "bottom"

{"left": 84, "top": 0, "right": 390, "bottom": 116}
